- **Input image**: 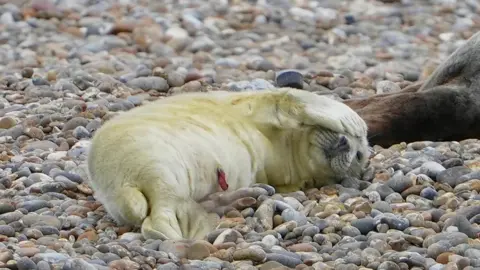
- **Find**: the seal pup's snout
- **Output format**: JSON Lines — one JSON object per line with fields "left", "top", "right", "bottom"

{"left": 319, "top": 132, "right": 370, "bottom": 181}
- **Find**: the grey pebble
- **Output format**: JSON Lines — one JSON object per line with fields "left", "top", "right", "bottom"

{"left": 35, "top": 253, "right": 69, "bottom": 264}
{"left": 0, "top": 225, "right": 14, "bottom": 237}
{"left": 386, "top": 173, "right": 414, "bottom": 193}
{"left": 62, "top": 117, "right": 89, "bottom": 132}
{"left": 127, "top": 77, "right": 169, "bottom": 92}
{"left": 351, "top": 218, "right": 375, "bottom": 235}
{"left": 17, "top": 200, "right": 52, "bottom": 212}
{"left": 0, "top": 210, "right": 23, "bottom": 224}
{"left": 37, "top": 260, "right": 51, "bottom": 270}
{"left": 166, "top": 71, "right": 185, "bottom": 87}
{"left": 17, "top": 257, "right": 37, "bottom": 270}
{"left": 419, "top": 161, "right": 446, "bottom": 178}
{"left": 72, "top": 126, "right": 90, "bottom": 139}
{"left": 436, "top": 166, "right": 472, "bottom": 187}
{"left": 372, "top": 201, "right": 393, "bottom": 213}
{"left": 376, "top": 184, "right": 396, "bottom": 200}
{"left": 0, "top": 203, "right": 15, "bottom": 215}
{"left": 281, "top": 208, "right": 307, "bottom": 226}
{"left": 375, "top": 213, "right": 410, "bottom": 231}
{"left": 420, "top": 187, "right": 438, "bottom": 200}
{"left": 228, "top": 79, "right": 275, "bottom": 91}
{"left": 34, "top": 225, "right": 59, "bottom": 236}
{"left": 376, "top": 80, "right": 401, "bottom": 94}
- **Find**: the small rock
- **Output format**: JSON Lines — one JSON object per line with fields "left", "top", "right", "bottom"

{"left": 275, "top": 70, "right": 304, "bottom": 89}
{"left": 187, "top": 242, "right": 211, "bottom": 260}
{"left": 127, "top": 77, "right": 169, "bottom": 92}
{"left": 376, "top": 80, "right": 401, "bottom": 94}
{"left": 351, "top": 218, "right": 375, "bottom": 235}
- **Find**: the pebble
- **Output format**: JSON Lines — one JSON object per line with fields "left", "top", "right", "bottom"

{"left": 275, "top": 70, "right": 304, "bottom": 89}
{"left": 127, "top": 77, "right": 169, "bottom": 92}
{"left": 351, "top": 218, "right": 375, "bottom": 235}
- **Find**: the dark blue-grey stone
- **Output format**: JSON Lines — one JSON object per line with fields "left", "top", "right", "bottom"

{"left": 420, "top": 187, "right": 438, "bottom": 200}
{"left": 376, "top": 184, "right": 395, "bottom": 200}
{"left": 351, "top": 218, "right": 375, "bottom": 235}
{"left": 275, "top": 70, "right": 304, "bottom": 89}
{"left": 17, "top": 200, "right": 52, "bottom": 212}
{"left": 17, "top": 257, "right": 37, "bottom": 270}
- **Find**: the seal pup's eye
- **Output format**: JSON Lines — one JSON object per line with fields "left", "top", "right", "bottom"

{"left": 356, "top": 151, "right": 363, "bottom": 161}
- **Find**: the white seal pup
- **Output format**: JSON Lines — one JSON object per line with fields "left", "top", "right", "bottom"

{"left": 87, "top": 88, "right": 370, "bottom": 240}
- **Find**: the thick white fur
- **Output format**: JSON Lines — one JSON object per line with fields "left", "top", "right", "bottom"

{"left": 87, "top": 88, "right": 370, "bottom": 240}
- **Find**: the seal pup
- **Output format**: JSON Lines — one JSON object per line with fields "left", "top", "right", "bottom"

{"left": 87, "top": 88, "right": 370, "bottom": 240}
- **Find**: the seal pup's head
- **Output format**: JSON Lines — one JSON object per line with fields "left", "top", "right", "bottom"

{"left": 308, "top": 129, "right": 371, "bottom": 185}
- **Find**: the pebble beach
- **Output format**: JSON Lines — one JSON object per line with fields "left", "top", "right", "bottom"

{"left": 1, "top": 0, "right": 480, "bottom": 269}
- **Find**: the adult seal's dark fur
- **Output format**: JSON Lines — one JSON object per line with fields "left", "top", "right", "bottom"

{"left": 344, "top": 31, "right": 480, "bottom": 147}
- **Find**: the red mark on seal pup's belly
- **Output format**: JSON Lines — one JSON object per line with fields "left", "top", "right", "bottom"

{"left": 217, "top": 168, "right": 228, "bottom": 191}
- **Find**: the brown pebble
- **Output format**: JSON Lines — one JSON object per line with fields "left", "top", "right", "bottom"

{"left": 184, "top": 71, "right": 203, "bottom": 82}
{"left": 23, "top": 127, "right": 44, "bottom": 139}
{"left": 0, "top": 117, "right": 16, "bottom": 129}
{"left": 62, "top": 117, "right": 89, "bottom": 132}
{"left": 16, "top": 247, "right": 40, "bottom": 257}
{"left": 115, "top": 226, "right": 132, "bottom": 236}
{"left": 401, "top": 185, "right": 424, "bottom": 197}
{"left": 153, "top": 57, "right": 172, "bottom": 68}
{"left": 66, "top": 137, "right": 78, "bottom": 147}
{"left": 466, "top": 179, "right": 480, "bottom": 192}
{"left": 186, "top": 242, "right": 210, "bottom": 260}
{"left": 77, "top": 230, "right": 98, "bottom": 242}
{"left": 0, "top": 251, "right": 12, "bottom": 263}
{"left": 46, "top": 70, "right": 57, "bottom": 81}
{"left": 315, "top": 76, "right": 330, "bottom": 86}
{"left": 77, "top": 184, "right": 93, "bottom": 195}
{"left": 17, "top": 241, "right": 36, "bottom": 248}
{"left": 273, "top": 214, "right": 284, "bottom": 228}
{"left": 213, "top": 242, "right": 236, "bottom": 250}
{"left": 196, "top": 240, "right": 217, "bottom": 253}
{"left": 225, "top": 209, "right": 243, "bottom": 218}
{"left": 319, "top": 186, "right": 337, "bottom": 196}
{"left": 217, "top": 217, "right": 245, "bottom": 229}
{"left": 231, "top": 197, "right": 257, "bottom": 210}
{"left": 108, "top": 259, "right": 141, "bottom": 270}
{"left": 21, "top": 67, "right": 34, "bottom": 78}
{"left": 374, "top": 171, "right": 391, "bottom": 182}
{"left": 211, "top": 247, "right": 234, "bottom": 262}
{"left": 232, "top": 248, "right": 266, "bottom": 262}
{"left": 57, "top": 141, "right": 70, "bottom": 151}
{"left": 259, "top": 261, "right": 289, "bottom": 270}
{"left": 182, "top": 80, "right": 202, "bottom": 92}
{"left": 287, "top": 243, "right": 317, "bottom": 252}
{"left": 110, "top": 22, "right": 135, "bottom": 35}
{"left": 316, "top": 70, "right": 334, "bottom": 77}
